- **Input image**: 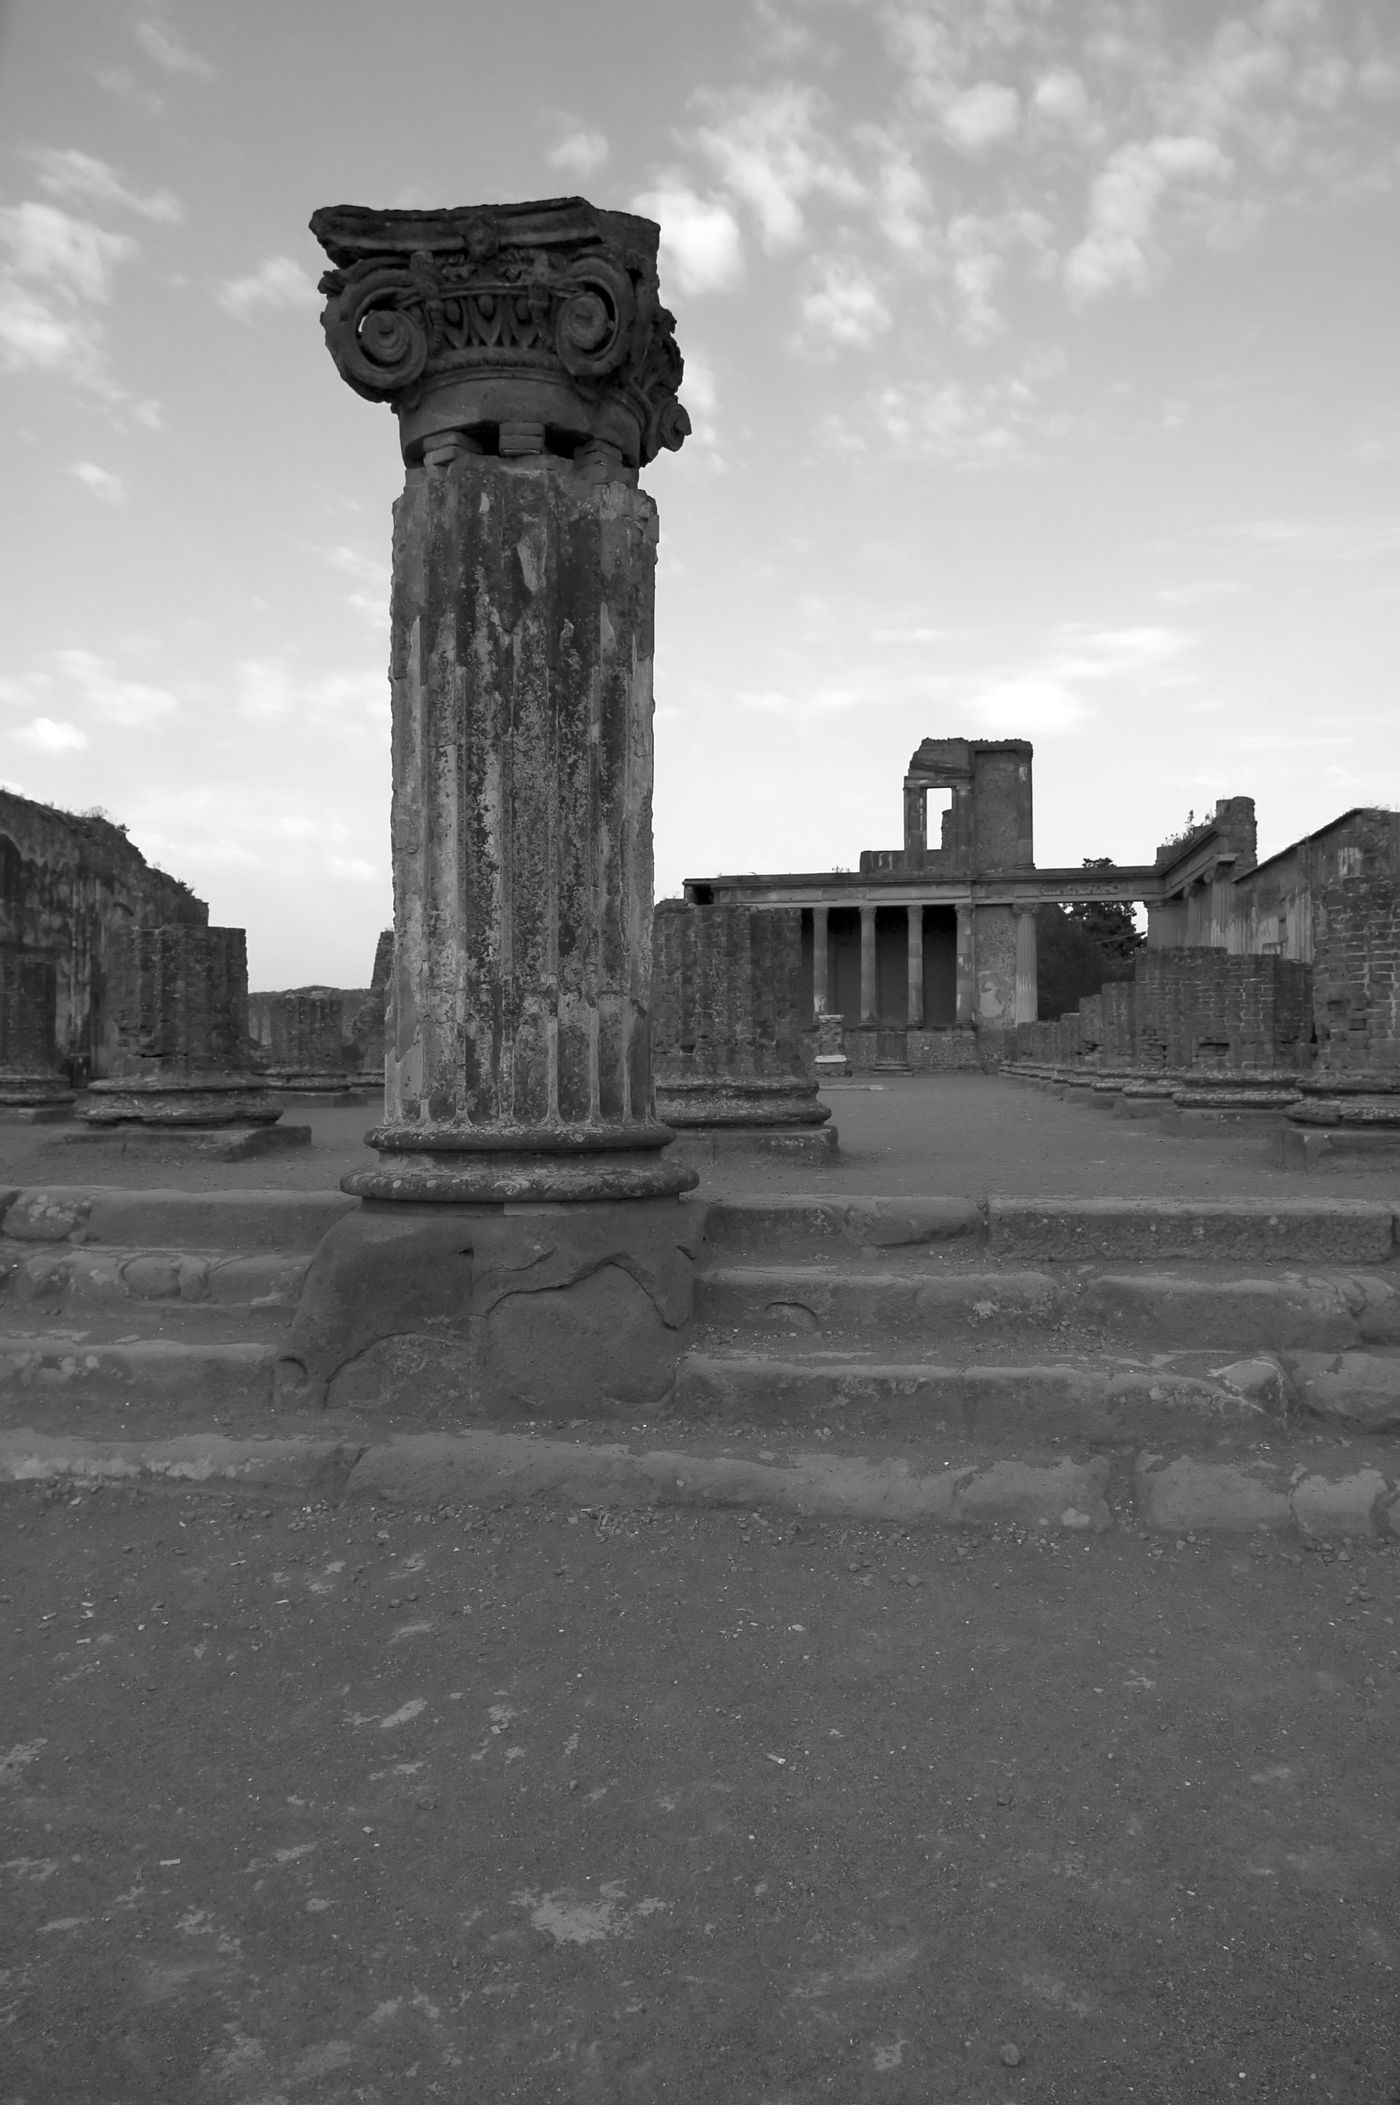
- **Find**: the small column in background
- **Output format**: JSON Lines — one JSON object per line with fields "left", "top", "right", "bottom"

{"left": 265, "top": 991, "right": 364, "bottom": 1102}
{"left": 811, "top": 903, "right": 830, "bottom": 1016}
{"left": 955, "top": 904, "right": 976, "bottom": 1028}
{"left": 859, "top": 904, "right": 877, "bottom": 1026}
{"left": 653, "top": 899, "right": 836, "bottom": 1165}
{"left": 906, "top": 903, "right": 924, "bottom": 1029}
{"left": 1013, "top": 906, "right": 1038, "bottom": 1027}
{"left": 79, "top": 926, "right": 303, "bottom": 1159}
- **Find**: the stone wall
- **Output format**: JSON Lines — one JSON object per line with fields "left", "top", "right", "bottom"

{"left": 907, "top": 1027, "right": 982, "bottom": 1071}
{"left": 1310, "top": 810, "right": 1400, "bottom": 1075}
{"left": 1033, "top": 949, "right": 1312, "bottom": 1074}
{"left": 0, "top": 791, "right": 207, "bottom": 1080}
{"left": 0, "top": 950, "right": 59, "bottom": 1074}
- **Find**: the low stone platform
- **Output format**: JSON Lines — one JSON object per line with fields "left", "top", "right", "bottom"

{"left": 58, "top": 1122, "right": 312, "bottom": 1162}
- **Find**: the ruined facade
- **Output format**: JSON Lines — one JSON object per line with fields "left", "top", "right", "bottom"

{"left": 686, "top": 738, "right": 1154, "bottom": 1064}
{"left": 0, "top": 791, "right": 207, "bottom": 1080}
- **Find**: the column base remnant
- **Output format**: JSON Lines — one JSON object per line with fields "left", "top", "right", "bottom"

{"left": 275, "top": 1194, "right": 704, "bottom": 1420}
{"left": 0, "top": 1076, "right": 76, "bottom": 1124}
{"left": 74, "top": 1073, "right": 308, "bottom": 1159}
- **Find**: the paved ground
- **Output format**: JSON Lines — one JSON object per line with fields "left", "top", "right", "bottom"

{"left": 2, "top": 1484, "right": 1399, "bottom": 2103}
{"left": 3, "top": 1075, "right": 1396, "bottom": 1202}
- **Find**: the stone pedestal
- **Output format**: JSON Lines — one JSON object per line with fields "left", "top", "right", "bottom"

{"left": 0, "top": 951, "right": 75, "bottom": 1121}
{"left": 78, "top": 925, "right": 304, "bottom": 1153}
{"left": 302, "top": 195, "right": 701, "bottom": 1414}
{"left": 653, "top": 900, "right": 836, "bottom": 1166}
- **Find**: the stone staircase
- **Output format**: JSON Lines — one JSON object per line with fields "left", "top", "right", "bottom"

{"left": 672, "top": 1193, "right": 1400, "bottom": 1528}
{"left": 0, "top": 1187, "right": 353, "bottom": 1439}
{"left": 3, "top": 1182, "right": 1399, "bottom": 1532}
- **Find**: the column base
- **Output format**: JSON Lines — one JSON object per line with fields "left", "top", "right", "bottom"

{"left": 275, "top": 1194, "right": 706, "bottom": 1421}
{"left": 0, "top": 1075, "right": 76, "bottom": 1123}
{"left": 82, "top": 1074, "right": 284, "bottom": 1127}
{"left": 344, "top": 1122, "right": 699, "bottom": 1203}
{"left": 665, "top": 1123, "right": 840, "bottom": 1170}
{"left": 655, "top": 1077, "right": 831, "bottom": 1128}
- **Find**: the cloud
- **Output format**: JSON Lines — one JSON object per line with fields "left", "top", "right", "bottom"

{"left": 938, "top": 624, "right": 1193, "bottom": 738}
{"left": 947, "top": 209, "right": 1055, "bottom": 341}
{"left": 695, "top": 83, "right": 863, "bottom": 249}
{"left": 32, "top": 149, "right": 181, "bottom": 225}
{"left": 631, "top": 182, "right": 743, "bottom": 295}
{"left": 12, "top": 717, "right": 88, "bottom": 753}
{"left": 134, "top": 18, "right": 215, "bottom": 79}
{"left": 0, "top": 201, "right": 137, "bottom": 392}
{"left": 1032, "top": 69, "right": 1093, "bottom": 130}
{"left": 49, "top": 648, "right": 178, "bottom": 728}
{"left": 1066, "top": 135, "right": 1232, "bottom": 298}
{"left": 835, "top": 355, "right": 1067, "bottom": 468}
{"left": 70, "top": 461, "right": 126, "bottom": 505}
{"left": 217, "top": 255, "right": 319, "bottom": 321}
{"left": 326, "top": 544, "right": 390, "bottom": 626}
{"left": 236, "top": 658, "right": 389, "bottom": 732}
{"left": 547, "top": 127, "right": 610, "bottom": 180}
{"left": 798, "top": 258, "right": 890, "bottom": 349}
{"left": 938, "top": 81, "right": 1020, "bottom": 153}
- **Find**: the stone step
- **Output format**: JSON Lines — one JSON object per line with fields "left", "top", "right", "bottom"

{"left": 0, "top": 1186, "right": 356, "bottom": 1257}
{"left": 695, "top": 1261, "right": 1400, "bottom": 1355}
{"left": 0, "top": 1336, "right": 275, "bottom": 1420}
{"left": 702, "top": 1194, "right": 1397, "bottom": 1264}
{"left": 674, "top": 1345, "right": 1400, "bottom": 1447}
{"left": 0, "top": 1244, "right": 309, "bottom": 1310}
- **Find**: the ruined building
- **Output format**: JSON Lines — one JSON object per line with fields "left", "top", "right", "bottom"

{"left": 0, "top": 791, "right": 207, "bottom": 1082}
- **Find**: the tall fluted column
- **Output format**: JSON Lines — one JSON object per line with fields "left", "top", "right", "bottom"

{"left": 311, "top": 196, "right": 694, "bottom": 1205}
{"left": 284, "top": 196, "right": 704, "bottom": 1421}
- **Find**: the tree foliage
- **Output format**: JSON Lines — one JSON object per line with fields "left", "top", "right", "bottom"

{"left": 1036, "top": 859, "right": 1145, "bottom": 1020}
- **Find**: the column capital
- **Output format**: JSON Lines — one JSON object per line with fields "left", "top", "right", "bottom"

{"left": 310, "top": 196, "right": 691, "bottom": 471}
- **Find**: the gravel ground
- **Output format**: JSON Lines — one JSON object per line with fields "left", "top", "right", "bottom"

{"left": 2, "top": 1484, "right": 1399, "bottom": 2103}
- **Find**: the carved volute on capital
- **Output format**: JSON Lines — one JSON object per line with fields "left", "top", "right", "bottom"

{"left": 310, "top": 195, "right": 690, "bottom": 474}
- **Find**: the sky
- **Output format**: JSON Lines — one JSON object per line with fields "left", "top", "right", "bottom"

{"left": 1, "top": 0, "right": 1398, "bottom": 989}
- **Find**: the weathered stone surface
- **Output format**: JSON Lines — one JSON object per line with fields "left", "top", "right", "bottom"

{"left": 1134, "top": 1455, "right": 1291, "bottom": 1531}
{"left": 276, "top": 1196, "right": 705, "bottom": 1418}
{"left": 335, "top": 452, "right": 692, "bottom": 1205}
{"left": 652, "top": 900, "right": 830, "bottom": 1134}
{"left": 1290, "top": 1095, "right": 1400, "bottom": 1127}
{"left": 0, "top": 791, "right": 206, "bottom": 1080}
{"left": 83, "top": 925, "right": 280, "bottom": 1131}
{"left": 312, "top": 197, "right": 689, "bottom": 473}
{"left": 1293, "top": 1351, "right": 1400, "bottom": 1431}
{"left": 1291, "top": 1469, "right": 1390, "bottom": 1538}
{"left": 1080, "top": 1272, "right": 1365, "bottom": 1351}
{"left": 988, "top": 1197, "right": 1395, "bottom": 1264}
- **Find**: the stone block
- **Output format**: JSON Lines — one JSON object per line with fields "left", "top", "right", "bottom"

{"left": 952, "top": 1457, "right": 1110, "bottom": 1530}
{"left": 276, "top": 1195, "right": 704, "bottom": 1422}
{"left": 1293, "top": 1351, "right": 1400, "bottom": 1431}
{"left": 1291, "top": 1470, "right": 1390, "bottom": 1539}
{"left": 1079, "top": 1272, "right": 1364, "bottom": 1351}
{"left": 1134, "top": 1455, "right": 1291, "bottom": 1531}
{"left": 988, "top": 1197, "right": 1395, "bottom": 1264}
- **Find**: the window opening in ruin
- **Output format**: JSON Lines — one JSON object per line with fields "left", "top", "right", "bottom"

{"left": 924, "top": 786, "right": 954, "bottom": 851}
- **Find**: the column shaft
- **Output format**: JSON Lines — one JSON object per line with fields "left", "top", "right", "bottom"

{"left": 859, "top": 905, "right": 877, "bottom": 1026}
{"left": 906, "top": 904, "right": 924, "bottom": 1028}
{"left": 812, "top": 905, "right": 830, "bottom": 1012}
{"left": 347, "top": 455, "right": 689, "bottom": 1202}
{"left": 955, "top": 905, "right": 976, "bottom": 1027}
{"left": 1014, "top": 907, "right": 1038, "bottom": 1026}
